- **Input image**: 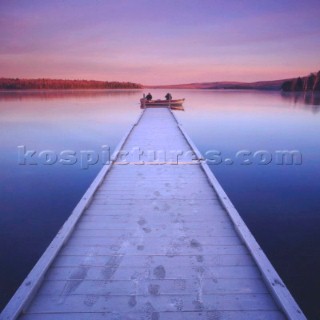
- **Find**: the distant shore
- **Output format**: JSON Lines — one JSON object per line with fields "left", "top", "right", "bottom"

{"left": 0, "top": 75, "right": 318, "bottom": 92}
{"left": 0, "top": 78, "right": 142, "bottom": 90}
{"left": 0, "top": 77, "right": 287, "bottom": 91}
{"left": 144, "top": 79, "right": 289, "bottom": 90}
{"left": 0, "top": 77, "right": 290, "bottom": 91}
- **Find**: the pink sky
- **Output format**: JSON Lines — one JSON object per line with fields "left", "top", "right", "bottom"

{"left": 0, "top": 0, "right": 319, "bottom": 85}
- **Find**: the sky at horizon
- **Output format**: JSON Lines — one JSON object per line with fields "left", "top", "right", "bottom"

{"left": 0, "top": 0, "right": 320, "bottom": 85}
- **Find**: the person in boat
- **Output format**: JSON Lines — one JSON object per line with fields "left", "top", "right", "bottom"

{"left": 165, "top": 93, "right": 172, "bottom": 101}
{"left": 146, "top": 93, "right": 152, "bottom": 101}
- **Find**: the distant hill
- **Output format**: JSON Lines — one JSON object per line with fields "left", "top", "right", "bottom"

{"left": 144, "top": 79, "right": 290, "bottom": 90}
{"left": 0, "top": 78, "right": 142, "bottom": 90}
{"left": 282, "top": 71, "right": 320, "bottom": 92}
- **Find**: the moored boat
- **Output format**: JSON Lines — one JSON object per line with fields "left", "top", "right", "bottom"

{"left": 140, "top": 98, "right": 185, "bottom": 108}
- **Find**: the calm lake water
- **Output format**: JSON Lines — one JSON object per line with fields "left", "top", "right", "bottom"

{"left": 0, "top": 89, "right": 319, "bottom": 318}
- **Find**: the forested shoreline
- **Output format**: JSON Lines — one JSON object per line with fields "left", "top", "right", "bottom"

{"left": 2, "top": 75, "right": 320, "bottom": 92}
{"left": 0, "top": 78, "right": 142, "bottom": 90}
{"left": 282, "top": 71, "right": 320, "bottom": 92}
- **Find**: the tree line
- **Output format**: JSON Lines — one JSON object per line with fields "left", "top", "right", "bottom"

{"left": 282, "top": 71, "right": 320, "bottom": 92}
{"left": 0, "top": 78, "right": 142, "bottom": 90}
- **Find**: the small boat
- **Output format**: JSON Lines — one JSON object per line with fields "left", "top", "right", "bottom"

{"left": 140, "top": 98, "right": 185, "bottom": 108}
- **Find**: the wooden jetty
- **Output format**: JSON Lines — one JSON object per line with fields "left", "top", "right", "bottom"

{"left": 1, "top": 107, "right": 305, "bottom": 319}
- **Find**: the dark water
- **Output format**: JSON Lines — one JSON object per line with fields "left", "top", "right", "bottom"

{"left": 0, "top": 89, "right": 319, "bottom": 318}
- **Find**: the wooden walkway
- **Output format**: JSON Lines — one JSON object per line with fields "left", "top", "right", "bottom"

{"left": 1, "top": 107, "right": 305, "bottom": 320}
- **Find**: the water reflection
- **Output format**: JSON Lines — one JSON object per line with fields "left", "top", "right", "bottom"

{"left": 281, "top": 91, "right": 320, "bottom": 112}
{"left": 170, "top": 105, "right": 185, "bottom": 111}
{"left": 0, "top": 90, "right": 143, "bottom": 312}
{"left": 0, "top": 89, "right": 141, "bottom": 101}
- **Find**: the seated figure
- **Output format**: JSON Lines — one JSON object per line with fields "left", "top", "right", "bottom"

{"left": 165, "top": 93, "right": 172, "bottom": 101}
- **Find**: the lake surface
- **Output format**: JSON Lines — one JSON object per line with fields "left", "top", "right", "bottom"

{"left": 0, "top": 89, "right": 319, "bottom": 319}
